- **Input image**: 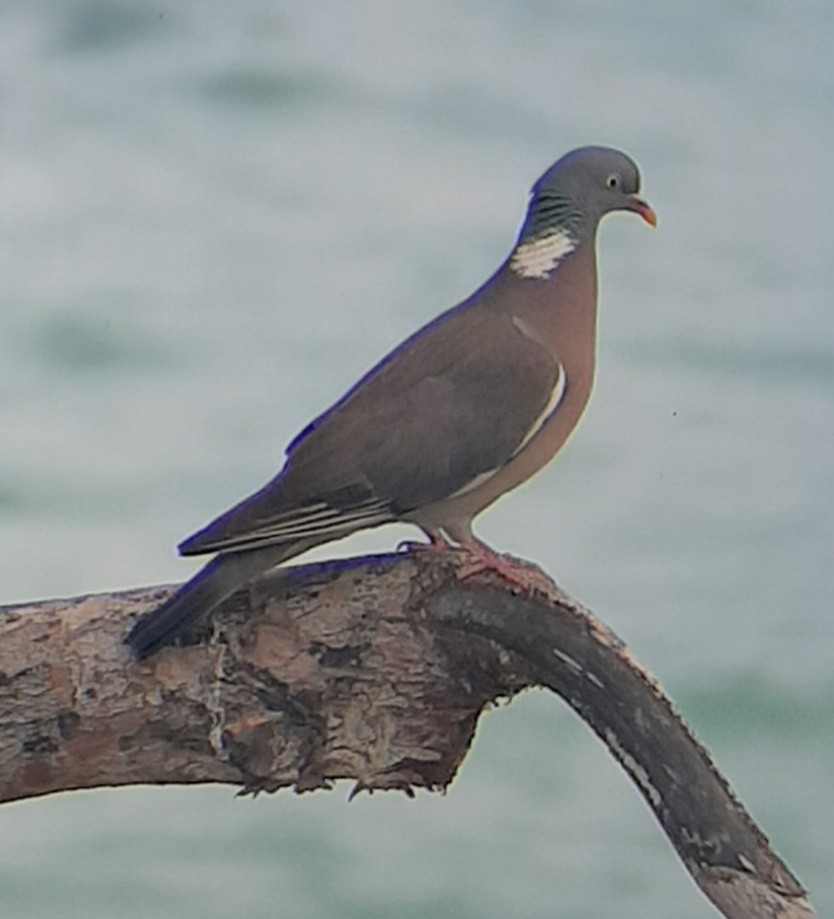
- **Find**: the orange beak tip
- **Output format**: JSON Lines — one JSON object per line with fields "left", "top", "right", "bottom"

{"left": 632, "top": 197, "right": 657, "bottom": 228}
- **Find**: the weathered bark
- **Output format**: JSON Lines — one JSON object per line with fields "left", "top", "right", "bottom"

{"left": 0, "top": 551, "right": 814, "bottom": 919}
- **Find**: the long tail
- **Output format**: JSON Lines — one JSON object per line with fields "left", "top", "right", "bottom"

{"left": 125, "top": 542, "right": 307, "bottom": 660}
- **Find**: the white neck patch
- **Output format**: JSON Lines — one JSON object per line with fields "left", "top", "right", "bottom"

{"left": 509, "top": 229, "right": 576, "bottom": 280}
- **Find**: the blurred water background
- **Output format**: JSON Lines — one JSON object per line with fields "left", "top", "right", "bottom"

{"left": 1, "top": 1, "right": 832, "bottom": 917}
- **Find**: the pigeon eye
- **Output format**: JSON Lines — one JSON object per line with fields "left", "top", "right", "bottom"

{"left": 606, "top": 174, "right": 620, "bottom": 189}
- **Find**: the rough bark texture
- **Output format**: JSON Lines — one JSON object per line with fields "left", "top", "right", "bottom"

{"left": 0, "top": 551, "right": 815, "bottom": 919}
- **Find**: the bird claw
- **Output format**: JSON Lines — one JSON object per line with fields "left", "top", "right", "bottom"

{"left": 455, "top": 545, "right": 554, "bottom": 598}
{"left": 398, "top": 533, "right": 554, "bottom": 598}
{"left": 397, "top": 536, "right": 446, "bottom": 554}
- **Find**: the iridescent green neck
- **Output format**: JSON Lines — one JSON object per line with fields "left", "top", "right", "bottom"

{"left": 510, "top": 191, "right": 585, "bottom": 280}
{"left": 519, "top": 189, "right": 584, "bottom": 242}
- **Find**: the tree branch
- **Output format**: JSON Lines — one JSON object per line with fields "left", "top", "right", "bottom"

{"left": 0, "top": 552, "right": 814, "bottom": 918}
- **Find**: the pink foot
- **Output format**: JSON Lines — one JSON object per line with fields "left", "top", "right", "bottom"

{"left": 455, "top": 539, "right": 554, "bottom": 597}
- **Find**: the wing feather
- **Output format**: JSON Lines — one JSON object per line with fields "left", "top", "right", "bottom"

{"left": 180, "top": 300, "right": 562, "bottom": 557}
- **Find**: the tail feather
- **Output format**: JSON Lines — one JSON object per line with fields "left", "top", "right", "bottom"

{"left": 125, "top": 542, "right": 305, "bottom": 660}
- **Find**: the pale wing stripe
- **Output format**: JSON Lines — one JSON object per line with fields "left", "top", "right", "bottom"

{"left": 215, "top": 502, "right": 391, "bottom": 552}
{"left": 264, "top": 511, "right": 391, "bottom": 541}
{"left": 256, "top": 503, "right": 390, "bottom": 539}
{"left": 220, "top": 511, "right": 392, "bottom": 552}
{"left": 448, "top": 468, "right": 499, "bottom": 500}
{"left": 260, "top": 496, "right": 382, "bottom": 526}
{"left": 448, "top": 363, "right": 567, "bottom": 501}
{"left": 264, "top": 501, "right": 330, "bottom": 523}
{"left": 249, "top": 496, "right": 385, "bottom": 532}
{"left": 512, "top": 361, "right": 567, "bottom": 456}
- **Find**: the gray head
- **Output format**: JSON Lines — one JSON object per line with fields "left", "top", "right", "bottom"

{"left": 518, "top": 146, "right": 656, "bottom": 246}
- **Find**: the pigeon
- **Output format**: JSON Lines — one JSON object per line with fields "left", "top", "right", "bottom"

{"left": 126, "top": 145, "right": 655, "bottom": 659}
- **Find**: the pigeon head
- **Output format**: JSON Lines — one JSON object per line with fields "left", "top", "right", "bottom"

{"left": 511, "top": 146, "right": 655, "bottom": 279}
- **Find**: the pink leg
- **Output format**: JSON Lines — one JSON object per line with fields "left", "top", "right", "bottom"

{"left": 454, "top": 535, "right": 554, "bottom": 597}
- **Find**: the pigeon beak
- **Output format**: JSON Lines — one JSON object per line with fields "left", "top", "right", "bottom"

{"left": 628, "top": 195, "right": 657, "bottom": 227}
